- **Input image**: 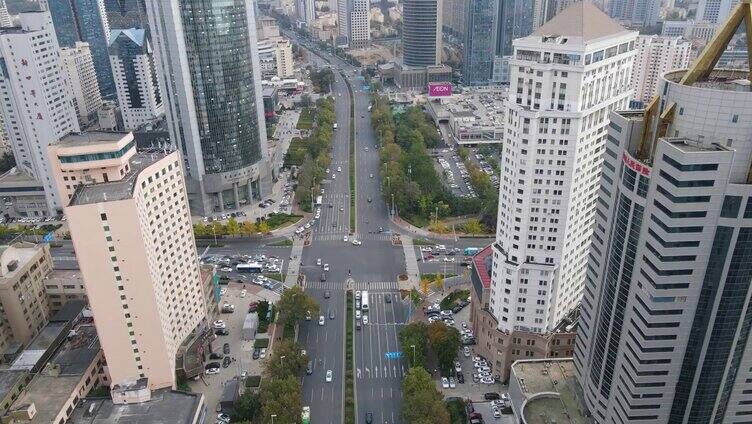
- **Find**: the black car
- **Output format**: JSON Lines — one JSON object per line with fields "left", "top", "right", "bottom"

{"left": 215, "top": 328, "right": 229, "bottom": 336}
{"left": 366, "top": 412, "right": 373, "bottom": 423}
{"left": 385, "top": 294, "right": 391, "bottom": 303}
{"left": 205, "top": 362, "right": 221, "bottom": 370}
{"left": 223, "top": 343, "right": 230, "bottom": 354}
{"left": 484, "top": 392, "right": 501, "bottom": 400}
{"left": 252, "top": 348, "right": 261, "bottom": 359}
{"left": 457, "top": 372, "right": 464, "bottom": 384}
{"left": 324, "top": 290, "right": 331, "bottom": 299}
{"left": 222, "top": 356, "right": 232, "bottom": 368}
{"left": 321, "top": 273, "right": 327, "bottom": 282}
{"left": 209, "top": 352, "right": 223, "bottom": 360}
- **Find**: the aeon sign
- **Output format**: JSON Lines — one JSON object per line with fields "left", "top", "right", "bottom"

{"left": 428, "top": 82, "right": 452, "bottom": 97}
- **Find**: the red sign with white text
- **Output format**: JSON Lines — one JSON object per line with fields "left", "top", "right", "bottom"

{"left": 622, "top": 152, "right": 651, "bottom": 176}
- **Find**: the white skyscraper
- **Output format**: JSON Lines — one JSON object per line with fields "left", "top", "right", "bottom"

{"left": 491, "top": 2, "right": 636, "bottom": 331}
{"left": 576, "top": 28, "right": 752, "bottom": 424}
{"left": 0, "top": 0, "right": 12, "bottom": 28}
{"left": 60, "top": 41, "right": 104, "bottom": 128}
{"left": 630, "top": 35, "right": 691, "bottom": 104}
{"left": 337, "top": 0, "right": 370, "bottom": 48}
{"left": 108, "top": 28, "right": 164, "bottom": 130}
{"left": 0, "top": 11, "right": 80, "bottom": 215}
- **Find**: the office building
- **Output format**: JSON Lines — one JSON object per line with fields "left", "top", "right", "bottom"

{"left": 0, "top": 243, "right": 53, "bottom": 351}
{"left": 696, "top": 0, "right": 738, "bottom": 23}
{"left": 60, "top": 42, "right": 104, "bottom": 128}
{"left": 103, "top": 0, "right": 149, "bottom": 30}
{"left": 50, "top": 134, "right": 207, "bottom": 390}
{"left": 337, "top": 0, "right": 369, "bottom": 48}
{"left": 0, "top": 11, "right": 81, "bottom": 215}
{"left": 661, "top": 19, "right": 716, "bottom": 42}
{"left": 607, "top": 0, "right": 660, "bottom": 27}
{"left": 108, "top": 28, "right": 164, "bottom": 131}
{"left": 576, "top": 3, "right": 752, "bottom": 422}
{"left": 48, "top": 0, "right": 115, "bottom": 99}
{"left": 441, "top": 0, "right": 468, "bottom": 38}
{"left": 257, "top": 37, "right": 295, "bottom": 78}
{"left": 144, "top": 0, "right": 271, "bottom": 215}
{"left": 486, "top": 0, "right": 636, "bottom": 354}
{"left": 492, "top": 55, "right": 511, "bottom": 84}
{"left": 402, "top": 0, "right": 442, "bottom": 67}
{"left": 304, "top": 0, "right": 315, "bottom": 24}
{"left": 630, "top": 35, "right": 691, "bottom": 104}
{"left": 463, "top": 0, "right": 499, "bottom": 86}
{"left": 496, "top": 0, "right": 535, "bottom": 56}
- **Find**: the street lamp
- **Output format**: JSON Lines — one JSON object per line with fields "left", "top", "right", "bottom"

{"left": 410, "top": 344, "right": 416, "bottom": 366}
{"left": 280, "top": 355, "right": 286, "bottom": 367}
{"left": 271, "top": 414, "right": 277, "bottom": 424}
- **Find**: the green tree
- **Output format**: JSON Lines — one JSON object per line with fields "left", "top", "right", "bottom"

{"left": 241, "top": 221, "right": 257, "bottom": 236}
{"left": 259, "top": 376, "right": 302, "bottom": 424}
{"left": 433, "top": 274, "right": 444, "bottom": 292}
{"left": 400, "top": 322, "right": 428, "bottom": 369}
{"left": 427, "top": 322, "right": 461, "bottom": 375}
{"left": 277, "top": 286, "right": 320, "bottom": 327}
{"left": 0, "top": 152, "right": 15, "bottom": 173}
{"left": 232, "top": 390, "right": 261, "bottom": 422}
{"left": 264, "top": 339, "right": 308, "bottom": 379}
{"left": 462, "top": 219, "right": 484, "bottom": 235}
{"left": 193, "top": 223, "right": 207, "bottom": 237}
{"left": 257, "top": 221, "right": 270, "bottom": 234}
{"left": 409, "top": 288, "right": 422, "bottom": 308}
{"left": 402, "top": 367, "right": 450, "bottom": 424}
{"left": 226, "top": 217, "right": 239, "bottom": 236}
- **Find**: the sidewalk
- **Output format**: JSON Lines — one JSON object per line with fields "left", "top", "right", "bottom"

{"left": 390, "top": 216, "right": 457, "bottom": 241}
{"left": 283, "top": 237, "right": 305, "bottom": 288}
{"left": 400, "top": 234, "right": 420, "bottom": 291}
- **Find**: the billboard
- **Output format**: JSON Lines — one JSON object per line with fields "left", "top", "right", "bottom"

{"left": 428, "top": 82, "right": 453, "bottom": 97}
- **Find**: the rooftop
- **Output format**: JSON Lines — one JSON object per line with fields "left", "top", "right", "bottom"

{"left": 472, "top": 245, "right": 493, "bottom": 289}
{"left": 55, "top": 131, "right": 131, "bottom": 149}
{"left": 72, "top": 389, "right": 203, "bottom": 424}
{"left": 109, "top": 28, "right": 146, "bottom": 47}
{"left": 0, "top": 243, "right": 44, "bottom": 280}
{"left": 9, "top": 322, "right": 67, "bottom": 371}
{"left": 533, "top": 1, "right": 631, "bottom": 42}
{"left": 69, "top": 151, "right": 169, "bottom": 206}
{"left": 0, "top": 370, "right": 27, "bottom": 402}
{"left": 664, "top": 69, "right": 751, "bottom": 92}
{"left": 512, "top": 359, "right": 587, "bottom": 424}
{"left": 667, "top": 138, "right": 730, "bottom": 153}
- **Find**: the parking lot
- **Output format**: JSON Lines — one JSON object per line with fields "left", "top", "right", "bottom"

{"left": 469, "top": 152, "right": 500, "bottom": 190}
{"left": 202, "top": 253, "right": 289, "bottom": 294}
{"left": 433, "top": 148, "right": 476, "bottom": 198}
{"left": 189, "top": 283, "right": 281, "bottom": 414}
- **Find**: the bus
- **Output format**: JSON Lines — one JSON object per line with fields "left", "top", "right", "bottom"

{"left": 302, "top": 406, "right": 310, "bottom": 424}
{"left": 361, "top": 291, "right": 369, "bottom": 312}
{"left": 236, "top": 262, "right": 263, "bottom": 273}
{"left": 315, "top": 195, "right": 323, "bottom": 206}
{"left": 464, "top": 247, "right": 480, "bottom": 256}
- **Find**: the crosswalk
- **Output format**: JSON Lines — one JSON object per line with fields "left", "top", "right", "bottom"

{"left": 304, "top": 281, "right": 398, "bottom": 290}
{"left": 356, "top": 363, "right": 406, "bottom": 380}
{"left": 310, "top": 233, "right": 392, "bottom": 242}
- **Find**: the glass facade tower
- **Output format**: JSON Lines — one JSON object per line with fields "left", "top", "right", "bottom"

{"left": 463, "top": 0, "right": 499, "bottom": 85}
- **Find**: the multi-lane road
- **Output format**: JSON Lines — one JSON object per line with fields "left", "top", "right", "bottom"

{"left": 292, "top": 38, "right": 410, "bottom": 424}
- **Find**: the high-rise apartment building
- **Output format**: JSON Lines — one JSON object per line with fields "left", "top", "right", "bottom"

{"left": 60, "top": 42, "right": 104, "bottom": 128}
{"left": 495, "top": 0, "right": 535, "bottom": 56}
{"left": 607, "top": 0, "right": 660, "bottom": 27}
{"left": 336, "top": 0, "right": 369, "bottom": 48}
{"left": 463, "top": 0, "right": 499, "bottom": 86}
{"left": 0, "top": 0, "right": 12, "bottom": 28}
{"left": 143, "top": 0, "right": 270, "bottom": 215}
{"left": 108, "top": 28, "right": 163, "bottom": 130}
{"left": 402, "top": 0, "right": 442, "bottom": 67}
{"left": 47, "top": 0, "right": 115, "bottom": 99}
{"left": 576, "top": 4, "right": 752, "bottom": 421}
{"left": 49, "top": 132, "right": 207, "bottom": 390}
{"left": 696, "top": 0, "right": 738, "bottom": 23}
{"left": 630, "top": 35, "right": 691, "bottom": 104}
{"left": 0, "top": 242, "right": 53, "bottom": 351}
{"left": 0, "top": 11, "right": 80, "bottom": 215}
{"left": 490, "top": 2, "right": 636, "bottom": 334}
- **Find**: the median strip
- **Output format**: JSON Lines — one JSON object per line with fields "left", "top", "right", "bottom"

{"left": 343, "top": 74, "right": 356, "bottom": 234}
{"left": 345, "top": 290, "right": 355, "bottom": 424}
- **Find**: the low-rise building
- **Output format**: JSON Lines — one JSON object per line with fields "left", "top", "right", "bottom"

{"left": 508, "top": 358, "right": 588, "bottom": 424}
{"left": 0, "top": 170, "right": 49, "bottom": 218}
{"left": 469, "top": 246, "right": 576, "bottom": 382}
{"left": 426, "top": 86, "right": 506, "bottom": 145}
{"left": 71, "top": 386, "right": 205, "bottom": 423}
{"left": 0, "top": 371, "right": 31, "bottom": 415}
{"left": 661, "top": 19, "right": 716, "bottom": 42}
{"left": 44, "top": 270, "right": 87, "bottom": 313}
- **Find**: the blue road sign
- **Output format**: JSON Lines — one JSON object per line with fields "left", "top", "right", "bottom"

{"left": 385, "top": 351, "right": 402, "bottom": 360}
{"left": 42, "top": 232, "right": 54, "bottom": 242}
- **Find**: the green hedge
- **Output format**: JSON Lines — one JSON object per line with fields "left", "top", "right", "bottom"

{"left": 245, "top": 375, "right": 262, "bottom": 388}
{"left": 253, "top": 338, "right": 269, "bottom": 349}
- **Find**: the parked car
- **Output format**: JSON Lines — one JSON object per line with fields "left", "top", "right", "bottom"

{"left": 210, "top": 352, "right": 223, "bottom": 360}
{"left": 441, "top": 377, "right": 449, "bottom": 389}
{"left": 214, "top": 328, "right": 229, "bottom": 336}
{"left": 252, "top": 348, "right": 261, "bottom": 359}
{"left": 223, "top": 343, "right": 230, "bottom": 354}
{"left": 484, "top": 392, "right": 501, "bottom": 400}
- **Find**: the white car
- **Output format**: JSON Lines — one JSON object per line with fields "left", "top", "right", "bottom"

{"left": 454, "top": 361, "right": 462, "bottom": 373}
{"left": 337, "top": 166, "right": 342, "bottom": 172}
{"left": 332, "top": 174, "right": 336, "bottom": 179}
{"left": 462, "top": 322, "right": 468, "bottom": 330}
{"left": 220, "top": 288, "right": 227, "bottom": 296}
{"left": 324, "top": 264, "right": 330, "bottom": 271}
{"left": 260, "top": 348, "right": 267, "bottom": 358}
{"left": 362, "top": 315, "right": 369, "bottom": 325}
{"left": 213, "top": 320, "right": 226, "bottom": 329}
{"left": 351, "top": 239, "right": 361, "bottom": 246}
{"left": 355, "top": 310, "right": 361, "bottom": 320}
{"left": 449, "top": 377, "right": 456, "bottom": 388}
{"left": 220, "top": 267, "right": 232, "bottom": 272}
{"left": 206, "top": 368, "right": 220, "bottom": 375}
{"left": 355, "top": 290, "right": 361, "bottom": 299}
{"left": 316, "top": 258, "right": 322, "bottom": 266}
{"left": 326, "top": 370, "right": 333, "bottom": 382}
{"left": 493, "top": 408, "right": 502, "bottom": 419}
{"left": 441, "top": 377, "right": 449, "bottom": 389}
{"left": 217, "top": 413, "right": 231, "bottom": 423}
{"left": 463, "top": 347, "right": 471, "bottom": 357}
{"left": 480, "top": 377, "right": 495, "bottom": 384}
{"left": 319, "top": 316, "right": 325, "bottom": 326}
{"left": 326, "top": 168, "right": 330, "bottom": 173}
{"left": 343, "top": 235, "right": 349, "bottom": 242}
{"left": 240, "top": 290, "right": 246, "bottom": 298}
